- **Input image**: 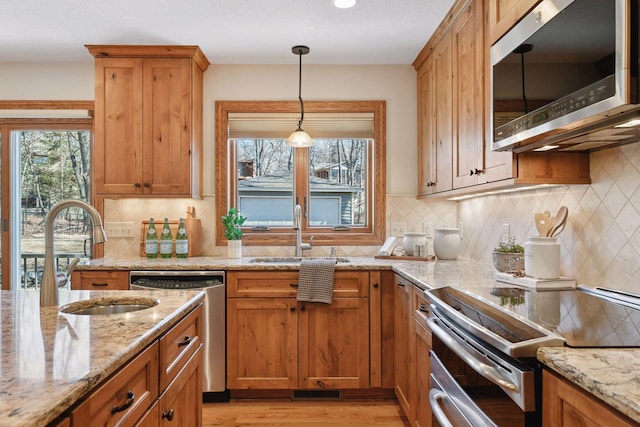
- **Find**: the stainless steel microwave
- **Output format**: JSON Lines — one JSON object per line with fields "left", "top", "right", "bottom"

{"left": 490, "top": 0, "right": 640, "bottom": 152}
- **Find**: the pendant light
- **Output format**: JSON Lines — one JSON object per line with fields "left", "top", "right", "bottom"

{"left": 286, "top": 45, "right": 313, "bottom": 148}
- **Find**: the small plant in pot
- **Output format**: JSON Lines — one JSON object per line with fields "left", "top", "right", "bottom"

{"left": 222, "top": 207, "right": 246, "bottom": 258}
{"left": 492, "top": 237, "right": 525, "bottom": 273}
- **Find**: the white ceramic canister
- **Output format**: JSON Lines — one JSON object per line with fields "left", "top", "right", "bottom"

{"left": 402, "top": 232, "right": 427, "bottom": 256}
{"left": 524, "top": 236, "right": 560, "bottom": 279}
{"left": 433, "top": 228, "right": 461, "bottom": 260}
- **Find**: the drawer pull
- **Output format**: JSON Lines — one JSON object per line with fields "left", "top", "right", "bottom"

{"left": 91, "top": 283, "right": 109, "bottom": 287}
{"left": 111, "top": 391, "right": 135, "bottom": 414}
{"left": 397, "top": 282, "right": 406, "bottom": 287}
{"left": 317, "top": 380, "right": 326, "bottom": 388}
{"left": 419, "top": 304, "right": 429, "bottom": 313}
{"left": 289, "top": 283, "right": 299, "bottom": 287}
{"left": 162, "top": 409, "right": 175, "bottom": 421}
{"left": 178, "top": 336, "right": 191, "bottom": 347}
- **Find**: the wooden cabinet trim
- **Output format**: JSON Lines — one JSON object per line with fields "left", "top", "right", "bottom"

{"left": 159, "top": 303, "right": 202, "bottom": 390}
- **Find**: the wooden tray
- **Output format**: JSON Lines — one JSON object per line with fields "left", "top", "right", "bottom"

{"left": 375, "top": 255, "right": 435, "bottom": 262}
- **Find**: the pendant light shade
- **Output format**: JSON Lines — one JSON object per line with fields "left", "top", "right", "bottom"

{"left": 287, "top": 45, "right": 313, "bottom": 148}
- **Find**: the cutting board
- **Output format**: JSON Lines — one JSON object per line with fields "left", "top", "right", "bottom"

{"left": 139, "top": 211, "right": 202, "bottom": 257}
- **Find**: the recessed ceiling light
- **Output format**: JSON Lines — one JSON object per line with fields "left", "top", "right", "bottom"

{"left": 333, "top": 0, "right": 356, "bottom": 8}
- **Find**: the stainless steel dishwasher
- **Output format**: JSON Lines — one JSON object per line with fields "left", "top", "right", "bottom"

{"left": 129, "top": 270, "right": 228, "bottom": 401}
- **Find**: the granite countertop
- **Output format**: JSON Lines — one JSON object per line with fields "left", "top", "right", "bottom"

{"left": 0, "top": 289, "right": 204, "bottom": 427}
{"left": 76, "top": 255, "right": 640, "bottom": 422}
{"left": 76, "top": 256, "right": 400, "bottom": 271}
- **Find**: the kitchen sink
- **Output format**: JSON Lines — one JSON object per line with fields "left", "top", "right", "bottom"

{"left": 60, "top": 296, "right": 159, "bottom": 315}
{"left": 250, "top": 256, "right": 350, "bottom": 263}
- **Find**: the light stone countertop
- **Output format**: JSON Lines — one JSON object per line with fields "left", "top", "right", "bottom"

{"left": 0, "top": 289, "right": 204, "bottom": 427}
{"left": 76, "top": 255, "right": 640, "bottom": 423}
{"left": 76, "top": 255, "right": 401, "bottom": 271}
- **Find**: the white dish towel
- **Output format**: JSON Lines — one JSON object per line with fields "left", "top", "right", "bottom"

{"left": 296, "top": 258, "right": 336, "bottom": 304}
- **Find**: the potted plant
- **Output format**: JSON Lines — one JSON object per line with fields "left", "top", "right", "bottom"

{"left": 492, "top": 237, "right": 525, "bottom": 273}
{"left": 222, "top": 207, "right": 246, "bottom": 258}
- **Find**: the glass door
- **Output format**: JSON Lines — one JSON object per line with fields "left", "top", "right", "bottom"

{"left": 3, "top": 124, "right": 91, "bottom": 290}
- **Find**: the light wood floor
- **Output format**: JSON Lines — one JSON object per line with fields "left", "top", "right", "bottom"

{"left": 203, "top": 400, "right": 410, "bottom": 426}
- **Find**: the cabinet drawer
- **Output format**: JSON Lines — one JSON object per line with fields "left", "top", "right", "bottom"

{"left": 228, "top": 271, "right": 369, "bottom": 298}
{"left": 71, "top": 342, "right": 159, "bottom": 426}
{"left": 159, "top": 305, "right": 202, "bottom": 390}
{"left": 71, "top": 270, "right": 129, "bottom": 290}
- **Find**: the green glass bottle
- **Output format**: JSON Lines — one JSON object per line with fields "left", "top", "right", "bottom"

{"left": 175, "top": 217, "right": 188, "bottom": 258}
{"left": 160, "top": 217, "right": 173, "bottom": 258}
{"left": 145, "top": 217, "right": 158, "bottom": 259}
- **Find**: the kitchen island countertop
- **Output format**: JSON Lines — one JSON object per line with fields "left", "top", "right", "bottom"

{"left": 0, "top": 289, "right": 203, "bottom": 427}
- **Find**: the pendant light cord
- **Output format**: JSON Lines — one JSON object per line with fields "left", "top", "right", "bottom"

{"left": 297, "top": 50, "right": 305, "bottom": 130}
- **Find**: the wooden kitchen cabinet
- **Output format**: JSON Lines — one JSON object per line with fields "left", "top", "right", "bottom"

{"left": 542, "top": 369, "right": 638, "bottom": 427}
{"left": 394, "top": 274, "right": 415, "bottom": 421}
{"left": 488, "top": 0, "right": 540, "bottom": 45}
{"left": 87, "top": 45, "right": 209, "bottom": 198}
{"left": 226, "top": 270, "right": 371, "bottom": 391}
{"left": 64, "top": 304, "right": 203, "bottom": 427}
{"left": 414, "top": 0, "right": 590, "bottom": 199}
{"left": 71, "top": 270, "right": 129, "bottom": 290}
{"left": 412, "top": 287, "right": 432, "bottom": 427}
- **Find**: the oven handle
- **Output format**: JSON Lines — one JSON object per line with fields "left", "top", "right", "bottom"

{"left": 426, "top": 317, "right": 519, "bottom": 392}
{"left": 428, "top": 389, "right": 455, "bottom": 427}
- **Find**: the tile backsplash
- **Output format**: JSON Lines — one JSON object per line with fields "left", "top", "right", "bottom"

{"left": 103, "top": 195, "right": 456, "bottom": 259}
{"left": 103, "top": 141, "right": 640, "bottom": 292}
{"left": 460, "top": 141, "right": 640, "bottom": 292}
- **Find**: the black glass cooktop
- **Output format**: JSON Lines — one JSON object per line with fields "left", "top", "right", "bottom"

{"left": 427, "top": 285, "right": 640, "bottom": 349}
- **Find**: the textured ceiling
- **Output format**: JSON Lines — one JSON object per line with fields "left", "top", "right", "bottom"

{"left": 1, "top": 0, "right": 454, "bottom": 64}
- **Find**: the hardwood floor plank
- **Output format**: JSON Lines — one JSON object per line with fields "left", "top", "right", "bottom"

{"left": 203, "top": 400, "right": 410, "bottom": 426}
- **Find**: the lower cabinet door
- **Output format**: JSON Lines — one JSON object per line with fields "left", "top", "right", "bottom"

{"left": 159, "top": 346, "right": 202, "bottom": 427}
{"left": 298, "top": 298, "right": 370, "bottom": 389}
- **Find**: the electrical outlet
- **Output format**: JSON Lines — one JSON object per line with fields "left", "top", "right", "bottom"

{"left": 390, "top": 222, "right": 407, "bottom": 237}
{"left": 106, "top": 222, "right": 135, "bottom": 238}
{"left": 502, "top": 223, "right": 510, "bottom": 243}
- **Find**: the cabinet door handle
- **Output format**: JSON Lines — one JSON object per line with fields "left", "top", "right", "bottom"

{"left": 373, "top": 283, "right": 379, "bottom": 288}
{"left": 90, "top": 282, "right": 109, "bottom": 287}
{"left": 290, "top": 306, "right": 296, "bottom": 312}
{"left": 162, "top": 409, "right": 175, "bottom": 421}
{"left": 143, "top": 182, "right": 151, "bottom": 188}
{"left": 134, "top": 183, "right": 141, "bottom": 188}
{"left": 300, "top": 305, "right": 306, "bottom": 312}
{"left": 111, "top": 391, "right": 135, "bottom": 414}
{"left": 178, "top": 336, "right": 191, "bottom": 347}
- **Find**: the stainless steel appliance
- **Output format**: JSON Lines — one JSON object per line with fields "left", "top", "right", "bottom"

{"left": 491, "top": 0, "right": 640, "bottom": 152}
{"left": 424, "top": 285, "right": 640, "bottom": 426}
{"left": 130, "top": 270, "right": 228, "bottom": 401}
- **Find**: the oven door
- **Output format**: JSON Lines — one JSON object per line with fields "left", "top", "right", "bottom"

{"left": 427, "top": 311, "right": 541, "bottom": 427}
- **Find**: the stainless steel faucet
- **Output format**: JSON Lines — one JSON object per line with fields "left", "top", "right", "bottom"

{"left": 293, "top": 204, "right": 313, "bottom": 257}
{"left": 40, "top": 200, "right": 107, "bottom": 307}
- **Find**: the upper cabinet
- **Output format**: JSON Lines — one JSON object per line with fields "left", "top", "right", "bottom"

{"left": 87, "top": 45, "right": 209, "bottom": 198}
{"left": 413, "top": 0, "right": 590, "bottom": 199}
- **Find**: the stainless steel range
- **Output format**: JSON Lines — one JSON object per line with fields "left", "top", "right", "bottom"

{"left": 424, "top": 285, "right": 640, "bottom": 427}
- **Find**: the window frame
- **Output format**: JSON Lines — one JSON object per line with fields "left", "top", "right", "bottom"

{"left": 215, "top": 100, "right": 386, "bottom": 247}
